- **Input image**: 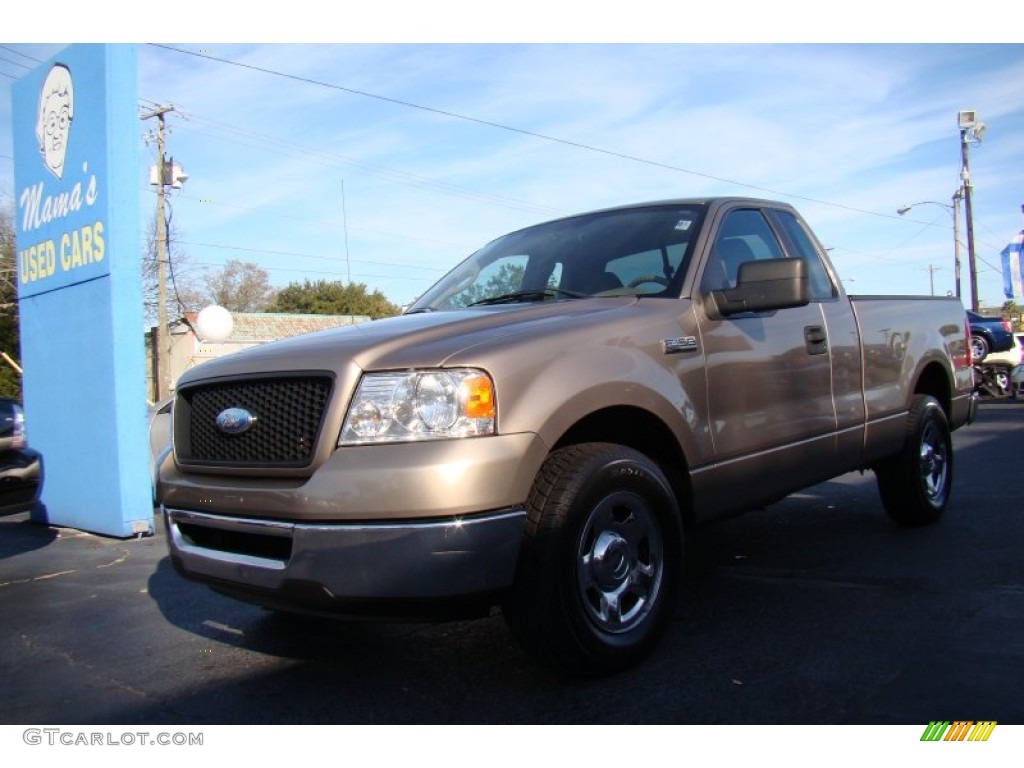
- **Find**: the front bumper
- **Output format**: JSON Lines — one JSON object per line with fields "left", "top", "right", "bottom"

{"left": 157, "top": 432, "right": 547, "bottom": 521}
{"left": 164, "top": 506, "right": 527, "bottom": 616}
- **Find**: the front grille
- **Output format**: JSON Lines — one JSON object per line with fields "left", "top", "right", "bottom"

{"left": 178, "top": 376, "right": 333, "bottom": 467}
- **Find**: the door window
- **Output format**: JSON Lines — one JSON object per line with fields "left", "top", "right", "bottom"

{"left": 701, "top": 209, "right": 785, "bottom": 292}
{"left": 770, "top": 210, "right": 837, "bottom": 301}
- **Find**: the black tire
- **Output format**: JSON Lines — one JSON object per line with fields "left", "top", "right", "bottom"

{"left": 874, "top": 395, "right": 953, "bottom": 526}
{"left": 502, "top": 443, "right": 683, "bottom": 677}
{"left": 970, "top": 334, "right": 990, "bottom": 362}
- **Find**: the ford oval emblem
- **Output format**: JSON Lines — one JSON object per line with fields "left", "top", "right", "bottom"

{"left": 215, "top": 407, "right": 256, "bottom": 435}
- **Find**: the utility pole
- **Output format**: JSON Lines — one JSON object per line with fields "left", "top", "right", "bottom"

{"left": 952, "top": 186, "right": 963, "bottom": 301}
{"left": 961, "top": 135, "right": 979, "bottom": 312}
{"left": 958, "top": 110, "right": 985, "bottom": 313}
{"left": 925, "top": 264, "right": 941, "bottom": 296}
{"left": 141, "top": 104, "right": 176, "bottom": 400}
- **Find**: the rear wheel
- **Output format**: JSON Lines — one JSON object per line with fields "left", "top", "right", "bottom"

{"left": 503, "top": 443, "right": 682, "bottom": 676}
{"left": 992, "top": 368, "right": 1010, "bottom": 395}
{"left": 874, "top": 395, "right": 952, "bottom": 526}
{"left": 970, "top": 334, "right": 990, "bottom": 362}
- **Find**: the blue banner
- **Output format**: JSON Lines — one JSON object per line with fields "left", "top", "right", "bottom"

{"left": 1003, "top": 231, "right": 1023, "bottom": 299}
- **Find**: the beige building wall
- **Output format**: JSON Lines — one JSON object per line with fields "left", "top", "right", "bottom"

{"left": 146, "top": 312, "right": 370, "bottom": 402}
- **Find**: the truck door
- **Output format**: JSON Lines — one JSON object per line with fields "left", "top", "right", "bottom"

{"left": 694, "top": 206, "right": 839, "bottom": 512}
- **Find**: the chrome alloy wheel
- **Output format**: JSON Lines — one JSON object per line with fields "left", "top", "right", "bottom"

{"left": 576, "top": 490, "right": 664, "bottom": 634}
{"left": 919, "top": 419, "right": 950, "bottom": 502}
{"left": 969, "top": 336, "right": 988, "bottom": 362}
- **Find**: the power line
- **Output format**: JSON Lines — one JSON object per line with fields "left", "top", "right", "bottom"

{"left": 176, "top": 239, "right": 447, "bottom": 272}
{"left": 187, "top": 259, "right": 435, "bottom": 282}
{"left": 136, "top": 45, "right": 1011, "bottom": 301}
{"left": 0, "top": 45, "right": 44, "bottom": 65}
{"left": 172, "top": 114, "right": 561, "bottom": 216}
{"left": 0, "top": 55, "right": 33, "bottom": 72}
{"left": 139, "top": 186, "right": 474, "bottom": 251}
{"left": 147, "top": 44, "right": 904, "bottom": 222}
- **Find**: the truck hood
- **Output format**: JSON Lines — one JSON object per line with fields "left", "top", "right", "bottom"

{"left": 176, "top": 298, "right": 640, "bottom": 385}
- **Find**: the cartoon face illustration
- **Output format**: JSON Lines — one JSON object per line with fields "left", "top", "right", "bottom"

{"left": 35, "top": 64, "right": 74, "bottom": 180}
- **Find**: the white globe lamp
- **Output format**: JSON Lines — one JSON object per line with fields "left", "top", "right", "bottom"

{"left": 196, "top": 305, "right": 234, "bottom": 342}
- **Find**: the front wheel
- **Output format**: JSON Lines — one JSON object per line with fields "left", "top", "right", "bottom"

{"left": 874, "top": 395, "right": 953, "bottom": 526}
{"left": 503, "top": 443, "right": 682, "bottom": 676}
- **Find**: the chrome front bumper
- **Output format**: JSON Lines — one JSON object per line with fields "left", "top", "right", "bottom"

{"left": 164, "top": 506, "right": 526, "bottom": 614}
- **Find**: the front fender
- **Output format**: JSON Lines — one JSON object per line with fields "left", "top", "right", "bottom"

{"left": 494, "top": 343, "right": 708, "bottom": 468}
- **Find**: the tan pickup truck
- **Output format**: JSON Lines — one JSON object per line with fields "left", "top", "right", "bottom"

{"left": 157, "top": 197, "right": 976, "bottom": 675}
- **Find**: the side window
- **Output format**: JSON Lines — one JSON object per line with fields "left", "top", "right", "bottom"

{"left": 772, "top": 211, "right": 837, "bottom": 301}
{"left": 701, "top": 209, "right": 785, "bottom": 292}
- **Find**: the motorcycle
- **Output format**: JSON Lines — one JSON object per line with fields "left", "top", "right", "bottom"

{"left": 973, "top": 361, "right": 1013, "bottom": 398}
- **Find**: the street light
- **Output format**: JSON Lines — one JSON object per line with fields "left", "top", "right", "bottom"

{"left": 897, "top": 191, "right": 964, "bottom": 300}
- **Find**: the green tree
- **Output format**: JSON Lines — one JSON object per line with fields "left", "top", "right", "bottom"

{"left": 443, "top": 261, "right": 526, "bottom": 308}
{"left": 1002, "top": 300, "right": 1021, "bottom": 331}
{"left": 0, "top": 204, "right": 21, "bottom": 399}
{"left": 269, "top": 279, "right": 401, "bottom": 320}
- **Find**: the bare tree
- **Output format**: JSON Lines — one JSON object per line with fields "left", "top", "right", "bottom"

{"left": 142, "top": 212, "right": 203, "bottom": 326}
{"left": 202, "top": 259, "right": 276, "bottom": 313}
{"left": 0, "top": 204, "right": 16, "bottom": 308}
{"left": 0, "top": 203, "right": 22, "bottom": 398}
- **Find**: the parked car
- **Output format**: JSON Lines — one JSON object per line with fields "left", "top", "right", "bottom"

{"left": 0, "top": 398, "right": 43, "bottom": 515}
{"left": 967, "top": 310, "right": 1014, "bottom": 360}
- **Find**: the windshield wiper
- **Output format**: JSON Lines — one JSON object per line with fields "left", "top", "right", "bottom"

{"left": 468, "top": 288, "right": 587, "bottom": 307}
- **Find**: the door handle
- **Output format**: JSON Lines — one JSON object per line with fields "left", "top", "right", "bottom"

{"left": 804, "top": 325, "right": 828, "bottom": 355}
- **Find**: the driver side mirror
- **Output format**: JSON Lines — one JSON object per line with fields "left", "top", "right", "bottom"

{"left": 709, "top": 258, "right": 809, "bottom": 317}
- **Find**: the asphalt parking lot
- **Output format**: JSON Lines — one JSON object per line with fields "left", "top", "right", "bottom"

{"left": 1, "top": 399, "right": 1022, "bottom": 726}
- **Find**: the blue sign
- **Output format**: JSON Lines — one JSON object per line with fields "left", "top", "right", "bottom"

{"left": 14, "top": 53, "right": 113, "bottom": 298}
{"left": 11, "top": 44, "right": 152, "bottom": 538}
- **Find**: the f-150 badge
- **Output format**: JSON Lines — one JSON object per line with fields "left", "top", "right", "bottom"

{"left": 663, "top": 336, "right": 699, "bottom": 354}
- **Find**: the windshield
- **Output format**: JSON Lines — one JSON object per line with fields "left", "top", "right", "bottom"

{"left": 408, "top": 204, "right": 705, "bottom": 312}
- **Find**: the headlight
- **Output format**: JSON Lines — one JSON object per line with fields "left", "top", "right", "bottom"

{"left": 340, "top": 369, "right": 496, "bottom": 445}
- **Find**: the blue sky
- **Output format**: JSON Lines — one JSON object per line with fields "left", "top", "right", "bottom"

{"left": 2, "top": 14, "right": 1023, "bottom": 311}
